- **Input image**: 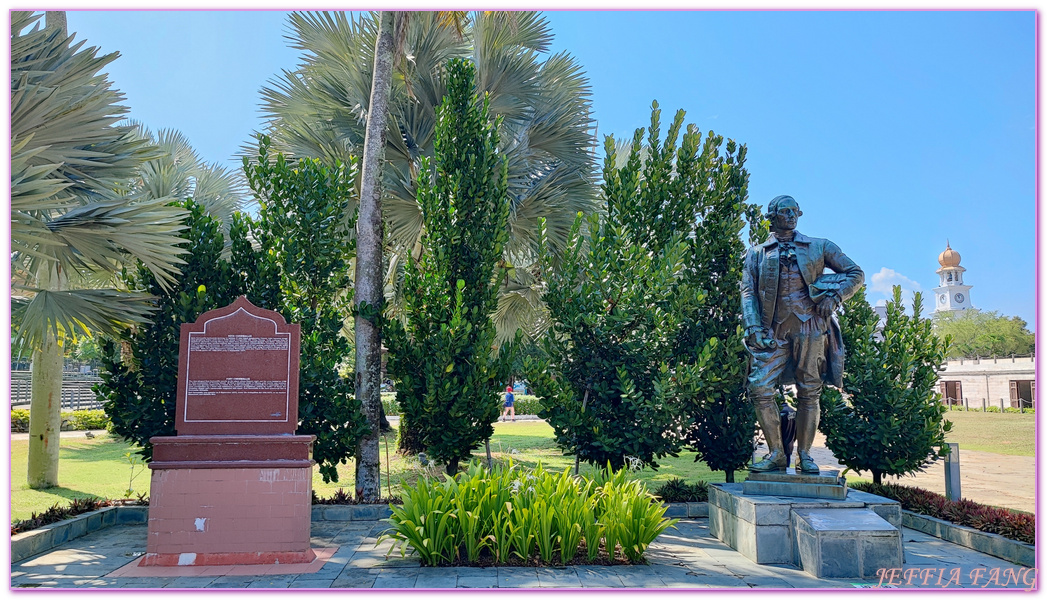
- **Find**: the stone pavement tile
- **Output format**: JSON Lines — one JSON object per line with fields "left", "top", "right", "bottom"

{"left": 289, "top": 578, "right": 337, "bottom": 588}
{"left": 457, "top": 575, "right": 497, "bottom": 588}
{"left": 498, "top": 567, "right": 542, "bottom": 588}
{"left": 414, "top": 571, "right": 458, "bottom": 588}
{"left": 246, "top": 575, "right": 298, "bottom": 588}
{"left": 536, "top": 566, "right": 581, "bottom": 587}
{"left": 164, "top": 576, "right": 221, "bottom": 588}
{"left": 741, "top": 575, "right": 795, "bottom": 588}
{"left": 683, "top": 562, "right": 737, "bottom": 577}
{"left": 650, "top": 565, "right": 715, "bottom": 588}
{"left": 374, "top": 573, "right": 419, "bottom": 588}
{"left": 446, "top": 566, "right": 495, "bottom": 577}
{"left": 615, "top": 565, "right": 666, "bottom": 587}
{"left": 11, "top": 574, "right": 103, "bottom": 588}
{"left": 684, "top": 573, "right": 748, "bottom": 588}
{"left": 297, "top": 558, "right": 350, "bottom": 579}
{"left": 574, "top": 566, "right": 624, "bottom": 588}
{"left": 331, "top": 571, "right": 378, "bottom": 588}
{"left": 208, "top": 576, "right": 263, "bottom": 588}
{"left": 346, "top": 552, "right": 389, "bottom": 568}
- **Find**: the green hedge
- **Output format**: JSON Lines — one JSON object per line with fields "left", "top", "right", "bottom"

{"left": 948, "top": 405, "right": 1034, "bottom": 414}
{"left": 380, "top": 393, "right": 541, "bottom": 417}
{"left": 11, "top": 409, "right": 111, "bottom": 433}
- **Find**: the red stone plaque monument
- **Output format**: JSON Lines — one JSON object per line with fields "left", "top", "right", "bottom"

{"left": 142, "top": 297, "right": 316, "bottom": 567}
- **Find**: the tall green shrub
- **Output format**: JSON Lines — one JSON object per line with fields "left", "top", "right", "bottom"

{"left": 98, "top": 199, "right": 258, "bottom": 457}
{"left": 385, "top": 59, "right": 515, "bottom": 475}
{"left": 527, "top": 107, "right": 693, "bottom": 470}
{"left": 819, "top": 285, "right": 952, "bottom": 484}
{"left": 244, "top": 138, "right": 368, "bottom": 482}
{"left": 100, "top": 140, "right": 368, "bottom": 482}
{"left": 616, "top": 105, "right": 758, "bottom": 484}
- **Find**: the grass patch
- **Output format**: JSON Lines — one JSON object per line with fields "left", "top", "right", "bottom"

{"left": 10, "top": 434, "right": 147, "bottom": 523}
{"left": 11, "top": 423, "right": 722, "bottom": 523}
{"left": 942, "top": 410, "right": 1035, "bottom": 456}
{"left": 14, "top": 412, "right": 1027, "bottom": 524}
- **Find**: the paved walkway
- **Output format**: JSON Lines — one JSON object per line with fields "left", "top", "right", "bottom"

{"left": 11, "top": 518, "right": 1031, "bottom": 589}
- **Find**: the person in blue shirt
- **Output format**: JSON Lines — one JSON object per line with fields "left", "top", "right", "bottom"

{"left": 501, "top": 385, "right": 515, "bottom": 422}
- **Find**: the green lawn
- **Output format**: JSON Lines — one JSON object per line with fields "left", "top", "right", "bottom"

{"left": 942, "top": 409, "right": 1035, "bottom": 456}
{"left": 11, "top": 411, "right": 1034, "bottom": 523}
{"left": 11, "top": 422, "right": 721, "bottom": 523}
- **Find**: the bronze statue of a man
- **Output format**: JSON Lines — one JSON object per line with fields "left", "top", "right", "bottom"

{"left": 741, "top": 195, "right": 864, "bottom": 473}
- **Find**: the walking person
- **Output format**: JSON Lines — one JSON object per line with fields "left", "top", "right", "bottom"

{"left": 501, "top": 385, "right": 515, "bottom": 422}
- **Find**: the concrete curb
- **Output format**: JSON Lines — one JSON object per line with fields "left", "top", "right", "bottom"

{"left": 11, "top": 501, "right": 710, "bottom": 563}
{"left": 663, "top": 502, "right": 709, "bottom": 518}
{"left": 11, "top": 505, "right": 147, "bottom": 563}
{"left": 902, "top": 510, "right": 1034, "bottom": 567}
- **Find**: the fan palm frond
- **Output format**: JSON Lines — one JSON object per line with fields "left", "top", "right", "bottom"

{"left": 256, "top": 10, "right": 599, "bottom": 340}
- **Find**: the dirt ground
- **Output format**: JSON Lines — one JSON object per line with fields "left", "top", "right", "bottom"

{"left": 803, "top": 433, "right": 1036, "bottom": 513}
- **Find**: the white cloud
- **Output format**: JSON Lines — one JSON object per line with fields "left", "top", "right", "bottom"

{"left": 869, "top": 267, "right": 922, "bottom": 296}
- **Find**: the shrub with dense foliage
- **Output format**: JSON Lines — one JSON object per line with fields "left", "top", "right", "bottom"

{"left": 380, "top": 463, "right": 677, "bottom": 566}
{"left": 99, "top": 140, "right": 368, "bottom": 482}
{"left": 851, "top": 482, "right": 1034, "bottom": 545}
{"left": 652, "top": 478, "right": 709, "bottom": 503}
{"left": 385, "top": 59, "right": 515, "bottom": 474}
{"left": 528, "top": 114, "right": 693, "bottom": 470}
{"left": 820, "top": 286, "right": 951, "bottom": 485}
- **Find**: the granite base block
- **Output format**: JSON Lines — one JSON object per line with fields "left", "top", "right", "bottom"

{"left": 792, "top": 508, "right": 901, "bottom": 578}
{"left": 709, "top": 483, "right": 904, "bottom": 577}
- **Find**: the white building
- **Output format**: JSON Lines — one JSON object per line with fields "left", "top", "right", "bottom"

{"left": 936, "top": 355, "right": 1035, "bottom": 410}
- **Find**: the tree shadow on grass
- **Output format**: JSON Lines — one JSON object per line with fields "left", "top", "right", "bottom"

{"left": 57, "top": 436, "right": 137, "bottom": 463}
{"left": 25, "top": 486, "right": 106, "bottom": 504}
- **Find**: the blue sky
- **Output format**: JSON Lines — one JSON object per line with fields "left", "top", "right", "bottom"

{"left": 60, "top": 9, "right": 1037, "bottom": 330}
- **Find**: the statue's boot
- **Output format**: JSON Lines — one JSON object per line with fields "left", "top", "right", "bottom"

{"left": 750, "top": 401, "right": 788, "bottom": 472}
{"left": 795, "top": 398, "right": 820, "bottom": 474}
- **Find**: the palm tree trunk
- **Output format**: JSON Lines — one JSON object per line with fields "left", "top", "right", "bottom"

{"left": 354, "top": 10, "right": 395, "bottom": 503}
{"left": 28, "top": 331, "right": 64, "bottom": 489}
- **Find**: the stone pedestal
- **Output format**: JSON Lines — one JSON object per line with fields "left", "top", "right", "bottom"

{"left": 743, "top": 469, "right": 848, "bottom": 500}
{"left": 708, "top": 483, "right": 902, "bottom": 576}
{"left": 793, "top": 508, "right": 901, "bottom": 578}
{"left": 142, "top": 435, "right": 315, "bottom": 567}
{"left": 141, "top": 297, "right": 316, "bottom": 568}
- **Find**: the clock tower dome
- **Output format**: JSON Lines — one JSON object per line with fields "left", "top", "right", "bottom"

{"left": 933, "top": 241, "right": 973, "bottom": 314}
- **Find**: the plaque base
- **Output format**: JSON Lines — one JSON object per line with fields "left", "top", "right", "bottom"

{"left": 146, "top": 463, "right": 313, "bottom": 565}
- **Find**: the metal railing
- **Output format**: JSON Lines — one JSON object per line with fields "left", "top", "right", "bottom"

{"left": 10, "top": 371, "right": 104, "bottom": 411}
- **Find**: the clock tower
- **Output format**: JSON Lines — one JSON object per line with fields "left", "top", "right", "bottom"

{"left": 933, "top": 241, "right": 973, "bottom": 314}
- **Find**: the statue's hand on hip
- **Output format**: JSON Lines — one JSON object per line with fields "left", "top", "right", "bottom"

{"left": 816, "top": 293, "right": 840, "bottom": 318}
{"left": 746, "top": 328, "right": 777, "bottom": 351}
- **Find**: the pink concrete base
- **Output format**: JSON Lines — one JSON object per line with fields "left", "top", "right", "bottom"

{"left": 147, "top": 466, "right": 312, "bottom": 563}
{"left": 140, "top": 548, "right": 316, "bottom": 566}
{"left": 108, "top": 547, "right": 337, "bottom": 577}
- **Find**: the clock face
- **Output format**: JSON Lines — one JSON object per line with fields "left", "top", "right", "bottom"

{"left": 954, "top": 293, "right": 965, "bottom": 303}
{"left": 939, "top": 294, "right": 946, "bottom": 304}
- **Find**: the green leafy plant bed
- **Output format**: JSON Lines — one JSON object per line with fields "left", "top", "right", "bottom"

{"left": 851, "top": 482, "right": 1033, "bottom": 544}
{"left": 381, "top": 463, "right": 678, "bottom": 567}
{"left": 11, "top": 497, "right": 146, "bottom": 535}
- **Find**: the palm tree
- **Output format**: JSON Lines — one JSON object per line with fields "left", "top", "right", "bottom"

{"left": 126, "top": 124, "right": 251, "bottom": 225}
{"left": 257, "top": 11, "right": 599, "bottom": 342}
{"left": 11, "top": 11, "right": 188, "bottom": 488}
{"left": 257, "top": 10, "right": 598, "bottom": 497}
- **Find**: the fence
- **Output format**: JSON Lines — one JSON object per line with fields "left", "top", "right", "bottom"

{"left": 10, "top": 371, "right": 104, "bottom": 411}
